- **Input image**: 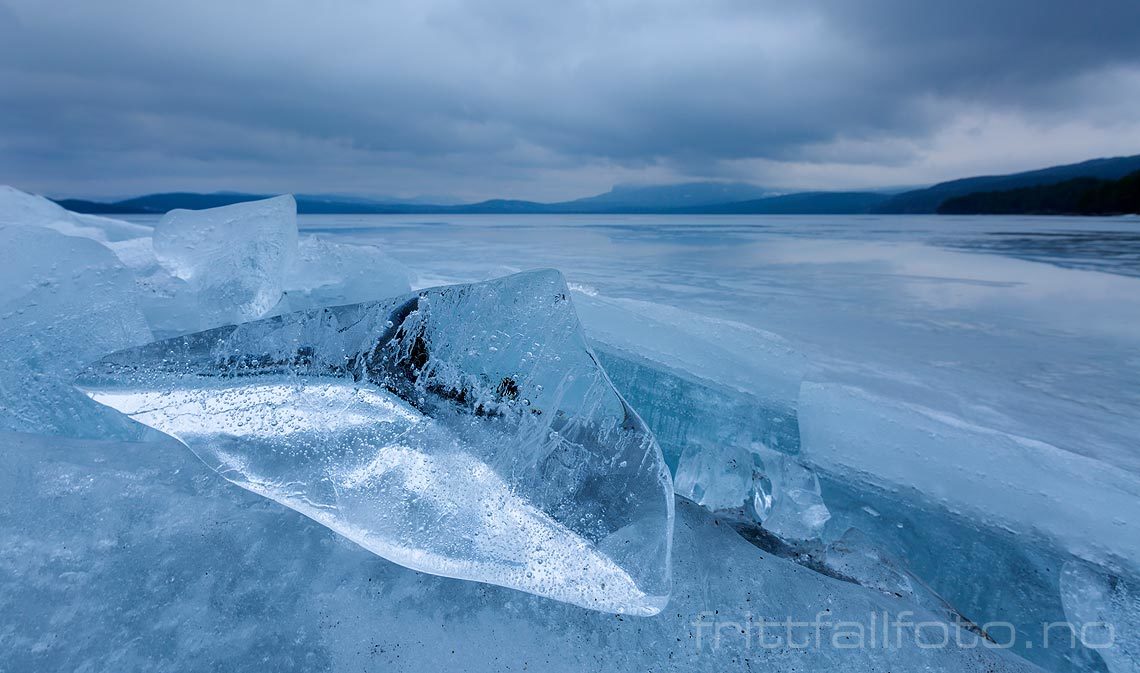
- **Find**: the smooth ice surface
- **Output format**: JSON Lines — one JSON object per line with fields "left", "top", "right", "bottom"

{"left": 0, "top": 223, "right": 150, "bottom": 436}
{"left": 76, "top": 270, "right": 673, "bottom": 614}
{"left": 153, "top": 195, "right": 298, "bottom": 327}
{"left": 314, "top": 214, "right": 1140, "bottom": 478}
{"left": 0, "top": 431, "right": 1043, "bottom": 673}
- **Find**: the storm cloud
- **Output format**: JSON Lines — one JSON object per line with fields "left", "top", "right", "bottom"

{"left": 2, "top": 0, "right": 1139, "bottom": 200}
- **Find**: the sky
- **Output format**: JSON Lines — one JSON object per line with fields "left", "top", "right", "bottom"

{"left": 2, "top": 0, "right": 1140, "bottom": 202}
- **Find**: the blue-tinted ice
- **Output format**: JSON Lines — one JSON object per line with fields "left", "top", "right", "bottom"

{"left": 153, "top": 195, "right": 298, "bottom": 328}
{"left": 0, "top": 430, "right": 1040, "bottom": 673}
{"left": 76, "top": 270, "right": 673, "bottom": 614}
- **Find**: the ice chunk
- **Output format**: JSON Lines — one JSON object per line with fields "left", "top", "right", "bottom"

{"left": 819, "top": 528, "right": 968, "bottom": 623}
{"left": 66, "top": 202, "right": 401, "bottom": 341}
{"left": 0, "top": 186, "right": 150, "bottom": 243}
{"left": 0, "top": 185, "right": 81, "bottom": 230}
{"left": 153, "top": 195, "right": 297, "bottom": 327}
{"left": 797, "top": 381, "right": 1140, "bottom": 569}
{"left": 573, "top": 291, "right": 805, "bottom": 473}
{"left": 0, "top": 224, "right": 150, "bottom": 436}
{"left": 0, "top": 430, "right": 1041, "bottom": 672}
{"left": 816, "top": 459, "right": 1114, "bottom": 673}
{"left": 100, "top": 235, "right": 202, "bottom": 337}
{"left": 673, "top": 442, "right": 828, "bottom": 542}
{"left": 574, "top": 293, "right": 804, "bottom": 409}
{"left": 1061, "top": 561, "right": 1139, "bottom": 673}
{"left": 797, "top": 380, "right": 1140, "bottom": 673}
{"left": 753, "top": 446, "right": 831, "bottom": 542}
{"left": 673, "top": 442, "right": 753, "bottom": 511}
{"left": 278, "top": 236, "right": 411, "bottom": 311}
{"left": 128, "top": 234, "right": 410, "bottom": 338}
{"left": 76, "top": 270, "right": 673, "bottom": 614}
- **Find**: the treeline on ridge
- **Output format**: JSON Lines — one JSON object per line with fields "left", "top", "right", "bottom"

{"left": 938, "top": 170, "right": 1140, "bottom": 215}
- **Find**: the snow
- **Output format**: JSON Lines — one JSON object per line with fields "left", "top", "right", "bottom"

{"left": 76, "top": 270, "right": 674, "bottom": 615}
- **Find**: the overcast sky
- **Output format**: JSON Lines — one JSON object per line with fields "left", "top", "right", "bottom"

{"left": 2, "top": 0, "right": 1140, "bottom": 201}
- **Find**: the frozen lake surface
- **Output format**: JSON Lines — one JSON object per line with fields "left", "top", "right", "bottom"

{"left": 272, "top": 213, "right": 1140, "bottom": 477}
{"left": 12, "top": 206, "right": 1137, "bottom": 672}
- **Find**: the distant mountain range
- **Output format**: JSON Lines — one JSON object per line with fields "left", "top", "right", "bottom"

{"left": 53, "top": 182, "right": 784, "bottom": 215}
{"left": 51, "top": 154, "right": 1140, "bottom": 216}
{"left": 556, "top": 182, "right": 772, "bottom": 210}
{"left": 938, "top": 169, "right": 1140, "bottom": 216}
{"left": 873, "top": 155, "right": 1140, "bottom": 214}
{"left": 686, "top": 191, "right": 890, "bottom": 215}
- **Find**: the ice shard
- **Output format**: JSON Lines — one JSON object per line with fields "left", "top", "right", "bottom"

{"left": 153, "top": 195, "right": 298, "bottom": 328}
{"left": 75, "top": 270, "right": 673, "bottom": 615}
{"left": 672, "top": 441, "right": 828, "bottom": 542}
{"left": 673, "top": 442, "right": 754, "bottom": 512}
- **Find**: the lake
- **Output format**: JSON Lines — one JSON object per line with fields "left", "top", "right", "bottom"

{"left": 212, "top": 212, "right": 1140, "bottom": 478}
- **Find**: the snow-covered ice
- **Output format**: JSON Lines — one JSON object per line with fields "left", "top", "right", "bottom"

{"left": 76, "top": 270, "right": 674, "bottom": 614}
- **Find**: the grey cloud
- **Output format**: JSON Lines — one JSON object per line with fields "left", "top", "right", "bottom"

{"left": 1, "top": 0, "right": 1138, "bottom": 199}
